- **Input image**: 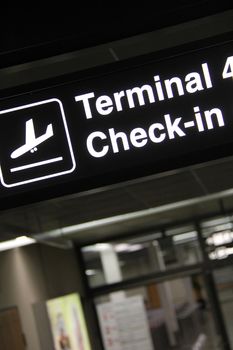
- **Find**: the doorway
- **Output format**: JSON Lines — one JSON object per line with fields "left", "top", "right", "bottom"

{"left": 94, "top": 275, "right": 223, "bottom": 350}
{"left": 0, "top": 307, "right": 26, "bottom": 350}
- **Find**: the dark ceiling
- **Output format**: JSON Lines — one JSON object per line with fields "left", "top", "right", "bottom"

{"left": 1, "top": 2, "right": 233, "bottom": 68}
{"left": 1, "top": 156, "right": 233, "bottom": 246}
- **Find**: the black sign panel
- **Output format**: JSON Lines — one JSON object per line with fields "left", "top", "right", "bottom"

{"left": 1, "top": 33, "right": 233, "bottom": 208}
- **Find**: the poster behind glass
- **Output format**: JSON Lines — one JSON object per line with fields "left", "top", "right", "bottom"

{"left": 46, "top": 292, "right": 91, "bottom": 350}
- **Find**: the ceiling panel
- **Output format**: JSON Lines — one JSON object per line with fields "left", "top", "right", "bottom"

{"left": 195, "top": 158, "right": 233, "bottom": 193}
{"left": 0, "top": 2, "right": 232, "bottom": 67}
{"left": 0, "top": 156, "right": 233, "bottom": 243}
{"left": 126, "top": 171, "right": 206, "bottom": 208}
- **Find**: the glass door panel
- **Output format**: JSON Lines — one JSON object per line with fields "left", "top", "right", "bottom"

{"left": 214, "top": 266, "right": 233, "bottom": 349}
{"left": 95, "top": 275, "right": 224, "bottom": 350}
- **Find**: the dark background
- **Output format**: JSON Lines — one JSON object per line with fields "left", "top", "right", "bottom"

{"left": 0, "top": 2, "right": 233, "bottom": 68}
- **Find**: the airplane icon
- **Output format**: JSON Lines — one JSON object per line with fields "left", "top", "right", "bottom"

{"left": 11, "top": 118, "right": 54, "bottom": 159}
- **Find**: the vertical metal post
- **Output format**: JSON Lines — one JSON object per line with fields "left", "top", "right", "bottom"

{"left": 195, "top": 221, "right": 231, "bottom": 350}
{"left": 73, "top": 243, "right": 104, "bottom": 350}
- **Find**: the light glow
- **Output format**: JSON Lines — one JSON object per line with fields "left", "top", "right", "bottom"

{"left": 127, "top": 244, "right": 144, "bottom": 252}
{"left": 206, "top": 231, "right": 233, "bottom": 246}
{"left": 0, "top": 235, "right": 36, "bottom": 251}
{"left": 114, "top": 243, "right": 130, "bottom": 252}
{"left": 173, "top": 231, "right": 197, "bottom": 243}
{"left": 85, "top": 269, "right": 97, "bottom": 276}
{"left": 209, "top": 246, "right": 233, "bottom": 260}
{"left": 95, "top": 243, "right": 112, "bottom": 251}
{"left": 114, "top": 243, "right": 144, "bottom": 253}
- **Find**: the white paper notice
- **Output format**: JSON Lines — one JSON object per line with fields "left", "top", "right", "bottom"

{"left": 96, "top": 295, "right": 153, "bottom": 350}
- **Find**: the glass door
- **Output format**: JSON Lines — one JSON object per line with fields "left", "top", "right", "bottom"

{"left": 214, "top": 266, "right": 233, "bottom": 349}
{"left": 94, "top": 274, "right": 224, "bottom": 350}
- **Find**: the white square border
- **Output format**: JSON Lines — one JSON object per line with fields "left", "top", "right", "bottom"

{"left": 0, "top": 98, "right": 76, "bottom": 188}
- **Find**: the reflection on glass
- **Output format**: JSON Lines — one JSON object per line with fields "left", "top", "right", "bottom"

{"left": 201, "top": 215, "right": 233, "bottom": 260}
{"left": 214, "top": 267, "right": 233, "bottom": 349}
{"left": 95, "top": 276, "right": 223, "bottom": 350}
{"left": 82, "top": 225, "right": 202, "bottom": 288}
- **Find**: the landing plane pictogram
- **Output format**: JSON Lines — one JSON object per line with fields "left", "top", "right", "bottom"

{"left": 11, "top": 118, "right": 54, "bottom": 159}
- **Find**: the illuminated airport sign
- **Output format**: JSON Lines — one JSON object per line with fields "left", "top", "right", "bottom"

{"left": 0, "top": 33, "right": 233, "bottom": 207}
{"left": 0, "top": 99, "right": 75, "bottom": 187}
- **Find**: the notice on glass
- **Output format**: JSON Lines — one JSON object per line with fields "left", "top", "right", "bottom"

{"left": 97, "top": 295, "right": 153, "bottom": 350}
